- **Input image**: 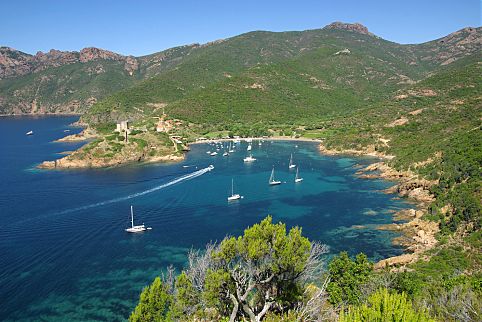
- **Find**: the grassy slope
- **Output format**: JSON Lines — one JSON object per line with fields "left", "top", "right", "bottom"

{"left": 84, "top": 28, "right": 429, "bottom": 123}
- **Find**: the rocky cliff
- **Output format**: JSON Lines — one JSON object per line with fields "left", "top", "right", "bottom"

{"left": 0, "top": 46, "right": 139, "bottom": 80}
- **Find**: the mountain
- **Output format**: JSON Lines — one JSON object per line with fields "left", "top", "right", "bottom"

{"left": 0, "top": 44, "right": 199, "bottom": 115}
{"left": 1, "top": 23, "right": 480, "bottom": 118}
{"left": 83, "top": 23, "right": 481, "bottom": 125}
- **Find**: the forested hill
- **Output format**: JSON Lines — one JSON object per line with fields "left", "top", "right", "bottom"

{"left": 1, "top": 23, "right": 480, "bottom": 119}
{"left": 82, "top": 24, "right": 481, "bottom": 124}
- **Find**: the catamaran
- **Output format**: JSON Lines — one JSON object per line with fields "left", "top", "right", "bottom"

{"left": 125, "top": 206, "right": 151, "bottom": 233}
{"left": 269, "top": 167, "right": 282, "bottom": 185}
{"left": 227, "top": 178, "right": 242, "bottom": 201}
{"left": 295, "top": 167, "right": 303, "bottom": 183}
{"left": 243, "top": 154, "right": 256, "bottom": 162}
{"left": 289, "top": 153, "right": 296, "bottom": 169}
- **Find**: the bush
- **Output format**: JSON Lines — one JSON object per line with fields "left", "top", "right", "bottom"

{"left": 327, "top": 252, "right": 373, "bottom": 305}
{"left": 339, "top": 288, "right": 434, "bottom": 322}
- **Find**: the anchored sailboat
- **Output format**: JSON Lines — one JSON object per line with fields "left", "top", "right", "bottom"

{"left": 125, "top": 206, "right": 151, "bottom": 233}
{"left": 243, "top": 154, "right": 256, "bottom": 162}
{"left": 289, "top": 153, "right": 296, "bottom": 169}
{"left": 269, "top": 167, "right": 281, "bottom": 185}
{"left": 295, "top": 167, "right": 303, "bottom": 183}
{"left": 228, "top": 141, "right": 235, "bottom": 153}
{"left": 227, "top": 178, "right": 242, "bottom": 201}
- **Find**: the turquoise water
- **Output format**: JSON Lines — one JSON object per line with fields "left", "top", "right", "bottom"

{"left": 0, "top": 116, "right": 408, "bottom": 321}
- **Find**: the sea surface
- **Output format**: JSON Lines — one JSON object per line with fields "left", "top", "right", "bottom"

{"left": 0, "top": 116, "right": 410, "bottom": 321}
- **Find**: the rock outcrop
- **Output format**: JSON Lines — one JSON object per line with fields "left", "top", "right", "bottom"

{"left": 324, "top": 22, "right": 373, "bottom": 36}
{"left": 0, "top": 46, "right": 139, "bottom": 80}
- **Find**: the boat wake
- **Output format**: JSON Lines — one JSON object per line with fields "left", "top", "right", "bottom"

{"left": 56, "top": 165, "right": 214, "bottom": 215}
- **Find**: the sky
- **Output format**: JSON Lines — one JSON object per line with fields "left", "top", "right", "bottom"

{"left": 1, "top": 0, "right": 480, "bottom": 56}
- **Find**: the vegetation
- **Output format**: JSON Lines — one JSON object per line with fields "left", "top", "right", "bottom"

{"left": 129, "top": 216, "right": 330, "bottom": 322}
{"left": 339, "top": 288, "right": 434, "bottom": 322}
{"left": 327, "top": 252, "right": 373, "bottom": 305}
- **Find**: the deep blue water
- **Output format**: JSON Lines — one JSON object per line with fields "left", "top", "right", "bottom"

{"left": 0, "top": 116, "right": 409, "bottom": 321}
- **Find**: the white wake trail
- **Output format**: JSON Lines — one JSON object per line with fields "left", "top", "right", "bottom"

{"left": 56, "top": 165, "right": 214, "bottom": 215}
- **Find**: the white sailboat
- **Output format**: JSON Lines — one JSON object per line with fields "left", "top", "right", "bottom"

{"left": 223, "top": 151, "right": 229, "bottom": 156}
{"left": 26, "top": 130, "right": 33, "bottom": 136}
{"left": 289, "top": 153, "right": 296, "bottom": 169}
{"left": 247, "top": 144, "right": 252, "bottom": 151}
{"left": 125, "top": 206, "right": 151, "bottom": 233}
{"left": 227, "top": 178, "right": 242, "bottom": 201}
{"left": 228, "top": 141, "right": 235, "bottom": 153}
{"left": 210, "top": 151, "right": 218, "bottom": 156}
{"left": 269, "top": 167, "right": 282, "bottom": 185}
{"left": 295, "top": 167, "right": 303, "bottom": 183}
{"left": 243, "top": 154, "right": 256, "bottom": 162}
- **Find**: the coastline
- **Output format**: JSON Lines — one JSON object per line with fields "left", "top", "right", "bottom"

{"left": 38, "top": 128, "right": 437, "bottom": 267}
{"left": 189, "top": 136, "right": 323, "bottom": 145}
{"left": 318, "top": 142, "right": 439, "bottom": 270}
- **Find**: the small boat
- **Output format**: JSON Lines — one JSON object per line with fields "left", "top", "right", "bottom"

{"left": 258, "top": 141, "right": 262, "bottom": 146}
{"left": 289, "top": 153, "right": 296, "bottom": 169}
{"left": 243, "top": 154, "right": 256, "bottom": 162}
{"left": 64, "top": 129, "right": 70, "bottom": 133}
{"left": 26, "top": 130, "right": 33, "bottom": 136}
{"left": 269, "top": 167, "right": 282, "bottom": 186}
{"left": 125, "top": 206, "right": 151, "bottom": 233}
{"left": 295, "top": 167, "right": 303, "bottom": 183}
{"left": 227, "top": 178, "right": 242, "bottom": 201}
{"left": 223, "top": 151, "right": 229, "bottom": 156}
{"left": 247, "top": 144, "right": 252, "bottom": 151}
{"left": 210, "top": 151, "right": 218, "bottom": 156}
{"left": 228, "top": 141, "right": 235, "bottom": 153}
{"left": 206, "top": 151, "right": 211, "bottom": 154}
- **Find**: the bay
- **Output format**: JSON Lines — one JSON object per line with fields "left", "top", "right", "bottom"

{"left": 0, "top": 116, "right": 409, "bottom": 321}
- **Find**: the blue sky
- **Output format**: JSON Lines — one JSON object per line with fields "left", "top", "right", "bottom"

{"left": 2, "top": 0, "right": 480, "bottom": 56}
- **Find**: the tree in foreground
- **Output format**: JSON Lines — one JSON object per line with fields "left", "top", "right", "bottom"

{"left": 327, "top": 251, "right": 373, "bottom": 306}
{"left": 130, "top": 216, "right": 330, "bottom": 321}
{"left": 339, "top": 288, "right": 435, "bottom": 322}
{"left": 130, "top": 276, "right": 173, "bottom": 322}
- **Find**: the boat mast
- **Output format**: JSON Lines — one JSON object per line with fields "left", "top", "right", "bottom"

{"left": 130, "top": 205, "right": 134, "bottom": 228}
{"left": 231, "top": 178, "right": 234, "bottom": 196}
{"left": 296, "top": 167, "right": 299, "bottom": 179}
{"left": 270, "top": 168, "right": 274, "bottom": 183}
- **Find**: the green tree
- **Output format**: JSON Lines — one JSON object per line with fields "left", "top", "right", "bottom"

{"left": 204, "top": 216, "right": 327, "bottom": 322}
{"left": 129, "top": 277, "right": 172, "bottom": 322}
{"left": 339, "top": 288, "right": 435, "bottom": 322}
{"left": 327, "top": 252, "right": 373, "bottom": 305}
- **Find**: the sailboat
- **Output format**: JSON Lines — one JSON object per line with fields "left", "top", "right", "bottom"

{"left": 295, "top": 167, "right": 303, "bottom": 183}
{"left": 243, "top": 154, "right": 256, "bottom": 162}
{"left": 26, "top": 130, "right": 33, "bottom": 136}
{"left": 269, "top": 167, "right": 282, "bottom": 185}
{"left": 228, "top": 141, "right": 235, "bottom": 153}
{"left": 227, "top": 178, "right": 242, "bottom": 201}
{"left": 125, "top": 206, "right": 151, "bottom": 233}
{"left": 247, "top": 144, "right": 252, "bottom": 151}
{"left": 289, "top": 153, "right": 296, "bottom": 169}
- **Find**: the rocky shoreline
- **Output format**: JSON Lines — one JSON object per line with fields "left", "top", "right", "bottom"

{"left": 38, "top": 127, "right": 185, "bottom": 170}
{"left": 319, "top": 143, "right": 439, "bottom": 270}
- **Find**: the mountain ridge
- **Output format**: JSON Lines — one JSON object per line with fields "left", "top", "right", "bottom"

{"left": 0, "top": 23, "right": 480, "bottom": 116}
